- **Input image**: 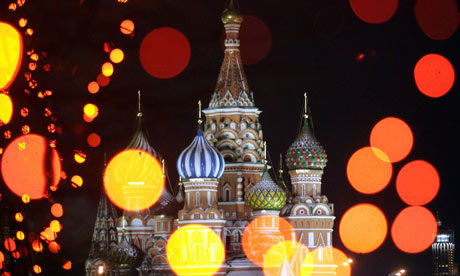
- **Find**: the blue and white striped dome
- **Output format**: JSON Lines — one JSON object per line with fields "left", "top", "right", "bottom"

{"left": 177, "top": 130, "right": 225, "bottom": 179}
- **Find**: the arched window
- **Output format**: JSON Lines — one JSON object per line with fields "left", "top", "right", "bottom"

{"left": 196, "top": 192, "right": 200, "bottom": 208}
{"left": 225, "top": 189, "right": 230, "bottom": 202}
{"left": 302, "top": 184, "right": 305, "bottom": 197}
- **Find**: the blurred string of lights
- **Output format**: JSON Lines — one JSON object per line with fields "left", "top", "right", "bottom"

{"left": 0, "top": 0, "right": 74, "bottom": 274}
{"left": 340, "top": 0, "right": 457, "bottom": 257}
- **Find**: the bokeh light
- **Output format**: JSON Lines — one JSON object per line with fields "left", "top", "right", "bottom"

{"left": 22, "top": 194, "right": 30, "bottom": 204}
{"left": 120, "top": 19, "right": 134, "bottom": 35}
{"left": 33, "top": 265, "right": 41, "bottom": 274}
{"left": 242, "top": 215, "right": 295, "bottom": 266}
{"left": 16, "top": 231, "right": 25, "bottom": 240}
{"left": 391, "top": 206, "right": 437, "bottom": 253}
{"left": 414, "top": 53, "right": 455, "bottom": 98}
{"left": 303, "top": 247, "right": 351, "bottom": 276}
{"left": 15, "top": 212, "right": 23, "bottom": 222}
{"left": 62, "top": 260, "right": 72, "bottom": 270}
{"left": 83, "top": 103, "right": 99, "bottom": 119}
{"left": 346, "top": 147, "right": 392, "bottom": 194}
{"left": 239, "top": 16, "right": 272, "bottom": 65}
{"left": 87, "top": 81, "right": 99, "bottom": 94}
{"left": 370, "top": 117, "right": 413, "bottom": 163}
{"left": 48, "top": 241, "right": 60, "bottom": 254}
{"left": 101, "top": 62, "right": 114, "bottom": 77}
{"left": 0, "top": 94, "right": 13, "bottom": 125}
{"left": 71, "top": 175, "right": 83, "bottom": 188}
{"left": 74, "top": 150, "right": 86, "bottom": 163}
{"left": 396, "top": 160, "right": 439, "bottom": 206}
{"left": 415, "top": 0, "right": 460, "bottom": 40}
{"left": 263, "top": 240, "right": 302, "bottom": 276}
{"left": 166, "top": 224, "right": 225, "bottom": 276}
{"left": 96, "top": 73, "right": 110, "bottom": 87}
{"left": 339, "top": 203, "right": 387, "bottom": 253}
{"left": 51, "top": 203, "right": 64, "bottom": 218}
{"left": 350, "top": 0, "right": 398, "bottom": 24}
{"left": 139, "top": 27, "right": 191, "bottom": 79}
{"left": 50, "top": 220, "right": 62, "bottom": 233}
{"left": 110, "top": 48, "right": 124, "bottom": 63}
{"left": 4, "top": 238, "right": 16, "bottom": 252}
{"left": 1, "top": 134, "right": 61, "bottom": 199}
{"left": 32, "top": 240, "right": 43, "bottom": 252}
{"left": 87, "top": 133, "right": 101, "bottom": 147}
{"left": 104, "top": 149, "right": 164, "bottom": 211}
{"left": 0, "top": 22, "right": 23, "bottom": 91}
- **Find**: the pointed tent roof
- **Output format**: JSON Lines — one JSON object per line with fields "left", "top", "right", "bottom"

{"left": 88, "top": 188, "right": 119, "bottom": 259}
{"left": 208, "top": 1, "right": 254, "bottom": 108}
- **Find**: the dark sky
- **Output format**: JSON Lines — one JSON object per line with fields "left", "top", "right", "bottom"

{"left": 0, "top": 0, "right": 459, "bottom": 275}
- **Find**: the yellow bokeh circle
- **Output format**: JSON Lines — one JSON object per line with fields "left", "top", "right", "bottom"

{"left": 104, "top": 149, "right": 164, "bottom": 211}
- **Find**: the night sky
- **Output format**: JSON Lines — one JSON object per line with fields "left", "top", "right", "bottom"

{"left": 0, "top": 0, "right": 459, "bottom": 275}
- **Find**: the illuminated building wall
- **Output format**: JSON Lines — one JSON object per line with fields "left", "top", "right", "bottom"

{"left": 432, "top": 216, "right": 456, "bottom": 276}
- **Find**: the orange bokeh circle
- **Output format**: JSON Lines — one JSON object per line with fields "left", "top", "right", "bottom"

{"left": 87, "top": 81, "right": 99, "bottom": 94}
{"left": 242, "top": 215, "right": 295, "bottom": 266}
{"left": 166, "top": 224, "right": 225, "bottom": 276}
{"left": 414, "top": 53, "right": 455, "bottom": 98}
{"left": 391, "top": 206, "right": 437, "bottom": 253}
{"left": 110, "top": 49, "right": 124, "bottom": 63}
{"left": 104, "top": 149, "right": 164, "bottom": 211}
{"left": 396, "top": 160, "right": 439, "bottom": 206}
{"left": 370, "top": 117, "right": 413, "bottom": 163}
{"left": 339, "top": 203, "right": 387, "bottom": 253}
{"left": 347, "top": 147, "right": 392, "bottom": 194}
{"left": 303, "top": 247, "right": 351, "bottom": 276}
{"left": 87, "top": 133, "right": 101, "bottom": 147}
{"left": 1, "top": 134, "right": 61, "bottom": 199}
{"left": 51, "top": 203, "right": 63, "bottom": 218}
{"left": 120, "top": 20, "right": 134, "bottom": 35}
{"left": 83, "top": 103, "right": 99, "bottom": 119}
{"left": 101, "top": 62, "right": 113, "bottom": 77}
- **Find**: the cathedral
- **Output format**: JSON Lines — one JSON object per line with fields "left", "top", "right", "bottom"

{"left": 85, "top": 2, "right": 335, "bottom": 275}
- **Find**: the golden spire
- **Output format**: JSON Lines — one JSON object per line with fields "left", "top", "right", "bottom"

{"left": 303, "top": 92, "right": 309, "bottom": 119}
{"left": 137, "top": 90, "right": 142, "bottom": 117}
{"left": 197, "top": 100, "right": 203, "bottom": 129}
{"left": 222, "top": 0, "right": 243, "bottom": 25}
{"left": 278, "top": 153, "right": 283, "bottom": 179}
{"left": 263, "top": 141, "right": 267, "bottom": 165}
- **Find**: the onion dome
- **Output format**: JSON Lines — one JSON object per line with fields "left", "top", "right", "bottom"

{"left": 126, "top": 113, "right": 159, "bottom": 159}
{"left": 176, "top": 130, "right": 225, "bottom": 179}
{"left": 285, "top": 120, "right": 327, "bottom": 170}
{"left": 247, "top": 168, "right": 286, "bottom": 211}
{"left": 108, "top": 235, "right": 141, "bottom": 265}
{"left": 221, "top": 0, "right": 243, "bottom": 25}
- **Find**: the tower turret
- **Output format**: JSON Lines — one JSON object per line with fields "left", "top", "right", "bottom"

{"left": 432, "top": 214, "right": 456, "bottom": 276}
{"left": 283, "top": 93, "right": 335, "bottom": 275}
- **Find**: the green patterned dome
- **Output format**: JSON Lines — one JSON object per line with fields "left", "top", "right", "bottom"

{"left": 247, "top": 169, "right": 286, "bottom": 211}
{"left": 285, "top": 120, "right": 327, "bottom": 170}
{"left": 108, "top": 235, "right": 141, "bottom": 265}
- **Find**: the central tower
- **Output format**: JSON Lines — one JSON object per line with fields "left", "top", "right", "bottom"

{"left": 202, "top": 0, "right": 265, "bottom": 253}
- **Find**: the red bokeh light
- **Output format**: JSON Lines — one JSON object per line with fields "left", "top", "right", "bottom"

{"left": 120, "top": 20, "right": 134, "bottom": 35}
{"left": 87, "top": 133, "right": 101, "bottom": 147}
{"left": 87, "top": 81, "right": 99, "bottom": 94}
{"left": 339, "top": 203, "right": 387, "bottom": 253}
{"left": 240, "top": 16, "right": 272, "bottom": 65}
{"left": 391, "top": 206, "right": 437, "bottom": 253}
{"left": 350, "top": 0, "right": 398, "bottom": 24}
{"left": 1, "top": 134, "right": 61, "bottom": 199}
{"left": 370, "top": 117, "right": 413, "bottom": 163}
{"left": 414, "top": 53, "right": 455, "bottom": 98}
{"left": 396, "top": 160, "right": 439, "bottom": 206}
{"left": 415, "top": 0, "right": 460, "bottom": 40}
{"left": 347, "top": 146, "right": 392, "bottom": 194}
{"left": 96, "top": 73, "right": 110, "bottom": 87}
{"left": 139, "top": 27, "right": 191, "bottom": 79}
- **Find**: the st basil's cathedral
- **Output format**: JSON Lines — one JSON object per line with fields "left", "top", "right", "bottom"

{"left": 85, "top": 1, "right": 335, "bottom": 275}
